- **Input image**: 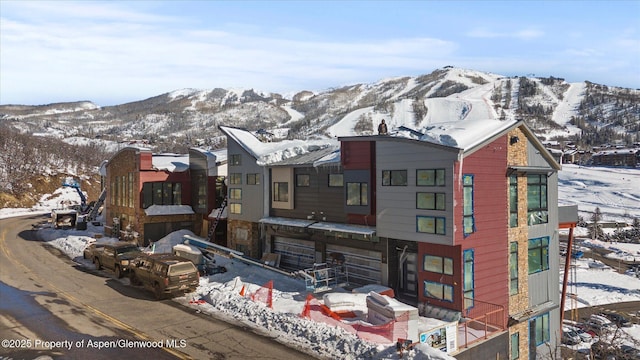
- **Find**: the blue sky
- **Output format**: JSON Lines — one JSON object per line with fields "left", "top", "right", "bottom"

{"left": 1, "top": 0, "right": 639, "bottom": 106}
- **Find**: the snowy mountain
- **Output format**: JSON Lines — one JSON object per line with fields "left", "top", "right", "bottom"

{"left": 1, "top": 67, "right": 638, "bottom": 152}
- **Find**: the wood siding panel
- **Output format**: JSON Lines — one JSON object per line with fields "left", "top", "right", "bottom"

{"left": 271, "top": 167, "right": 346, "bottom": 222}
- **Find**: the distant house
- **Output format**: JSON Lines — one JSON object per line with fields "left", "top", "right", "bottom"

{"left": 591, "top": 148, "right": 639, "bottom": 167}
{"left": 220, "top": 120, "right": 562, "bottom": 359}
{"left": 104, "top": 146, "right": 227, "bottom": 246}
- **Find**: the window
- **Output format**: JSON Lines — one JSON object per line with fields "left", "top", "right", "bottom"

{"left": 463, "top": 249, "right": 474, "bottom": 309}
{"left": 463, "top": 174, "right": 475, "bottom": 236}
{"left": 142, "top": 182, "right": 182, "bottom": 208}
{"left": 230, "top": 154, "right": 241, "bottom": 166}
{"left": 328, "top": 174, "right": 343, "bottom": 187}
{"left": 527, "top": 174, "right": 548, "bottom": 225}
{"left": 128, "top": 173, "right": 134, "bottom": 208}
{"left": 382, "top": 170, "right": 408, "bottom": 186}
{"left": 296, "top": 174, "right": 310, "bottom": 187}
{"left": 417, "top": 169, "right": 445, "bottom": 186}
{"left": 423, "top": 255, "right": 453, "bottom": 275}
{"left": 229, "top": 173, "right": 242, "bottom": 185}
{"left": 229, "top": 203, "right": 241, "bottom": 214}
{"left": 531, "top": 312, "right": 550, "bottom": 346}
{"left": 194, "top": 173, "right": 207, "bottom": 211}
{"left": 510, "top": 242, "right": 519, "bottom": 295}
{"left": 509, "top": 175, "right": 518, "bottom": 227}
{"left": 246, "top": 173, "right": 260, "bottom": 185}
{"left": 346, "top": 182, "right": 368, "bottom": 206}
{"left": 510, "top": 332, "right": 520, "bottom": 359}
{"left": 417, "top": 216, "right": 446, "bottom": 235}
{"left": 273, "top": 182, "right": 289, "bottom": 202}
{"left": 424, "top": 281, "right": 454, "bottom": 302}
{"left": 528, "top": 237, "right": 549, "bottom": 274}
{"left": 417, "top": 193, "right": 446, "bottom": 210}
{"left": 229, "top": 188, "right": 242, "bottom": 200}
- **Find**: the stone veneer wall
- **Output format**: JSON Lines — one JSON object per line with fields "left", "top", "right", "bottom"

{"left": 228, "top": 219, "right": 260, "bottom": 258}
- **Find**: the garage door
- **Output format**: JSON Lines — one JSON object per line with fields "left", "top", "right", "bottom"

{"left": 273, "top": 237, "right": 315, "bottom": 271}
{"left": 326, "top": 244, "right": 381, "bottom": 286}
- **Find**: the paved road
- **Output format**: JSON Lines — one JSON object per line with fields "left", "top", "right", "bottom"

{"left": 0, "top": 214, "right": 317, "bottom": 360}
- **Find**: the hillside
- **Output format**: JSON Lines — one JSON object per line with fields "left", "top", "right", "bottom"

{"left": 0, "top": 66, "right": 639, "bottom": 207}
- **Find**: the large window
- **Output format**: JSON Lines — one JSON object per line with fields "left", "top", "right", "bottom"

{"left": 246, "top": 173, "right": 260, "bottom": 185}
{"left": 296, "top": 174, "right": 310, "bottom": 187}
{"left": 142, "top": 182, "right": 182, "bottom": 208}
{"left": 417, "top": 193, "right": 446, "bottom": 210}
{"left": 346, "top": 182, "right": 368, "bottom": 206}
{"left": 509, "top": 175, "right": 518, "bottom": 227}
{"left": 382, "top": 170, "right": 407, "bottom": 186}
{"left": 328, "top": 174, "right": 343, "bottom": 187}
{"left": 463, "top": 249, "right": 474, "bottom": 309}
{"left": 417, "top": 169, "right": 445, "bottom": 186}
{"left": 424, "top": 281, "right": 454, "bottom": 302}
{"left": 229, "top": 203, "right": 241, "bottom": 214}
{"left": 531, "top": 312, "right": 550, "bottom": 346}
{"left": 417, "top": 216, "right": 446, "bottom": 235}
{"left": 230, "top": 154, "right": 241, "bottom": 166}
{"left": 528, "top": 237, "right": 549, "bottom": 274}
{"left": 229, "top": 188, "right": 242, "bottom": 200}
{"left": 273, "top": 182, "right": 289, "bottom": 202}
{"left": 510, "top": 242, "right": 519, "bottom": 295}
{"left": 229, "top": 173, "right": 242, "bottom": 185}
{"left": 423, "top": 255, "right": 453, "bottom": 275}
{"left": 463, "top": 175, "right": 475, "bottom": 236}
{"left": 527, "top": 174, "right": 548, "bottom": 225}
{"left": 510, "top": 332, "right": 520, "bottom": 359}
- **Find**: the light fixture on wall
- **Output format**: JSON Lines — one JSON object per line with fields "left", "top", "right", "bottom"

{"left": 510, "top": 136, "right": 520, "bottom": 145}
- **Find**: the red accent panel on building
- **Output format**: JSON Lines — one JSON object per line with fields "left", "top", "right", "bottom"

{"left": 139, "top": 151, "right": 153, "bottom": 170}
{"left": 341, "top": 141, "right": 374, "bottom": 170}
{"left": 346, "top": 214, "right": 376, "bottom": 226}
{"left": 417, "top": 242, "right": 462, "bottom": 311}
{"left": 453, "top": 135, "right": 509, "bottom": 320}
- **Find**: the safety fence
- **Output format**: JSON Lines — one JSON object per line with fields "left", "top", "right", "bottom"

{"left": 299, "top": 294, "right": 408, "bottom": 344}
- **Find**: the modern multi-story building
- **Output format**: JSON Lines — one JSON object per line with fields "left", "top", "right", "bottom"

{"left": 104, "top": 146, "right": 227, "bottom": 246}
{"left": 220, "top": 119, "right": 561, "bottom": 359}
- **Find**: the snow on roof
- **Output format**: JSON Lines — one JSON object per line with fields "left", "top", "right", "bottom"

{"left": 152, "top": 153, "right": 189, "bottom": 172}
{"left": 220, "top": 126, "right": 339, "bottom": 166}
{"left": 144, "top": 205, "right": 195, "bottom": 216}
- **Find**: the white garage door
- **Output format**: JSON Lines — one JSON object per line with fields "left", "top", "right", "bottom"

{"left": 273, "top": 237, "right": 315, "bottom": 271}
{"left": 326, "top": 244, "right": 381, "bottom": 286}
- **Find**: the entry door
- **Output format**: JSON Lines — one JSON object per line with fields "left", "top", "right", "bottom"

{"left": 398, "top": 250, "right": 418, "bottom": 298}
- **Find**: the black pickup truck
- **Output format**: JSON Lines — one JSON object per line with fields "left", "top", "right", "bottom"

{"left": 92, "top": 242, "right": 141, "bottom": 278}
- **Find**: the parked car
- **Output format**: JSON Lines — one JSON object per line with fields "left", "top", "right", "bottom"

{"left": 620, "top": 345, "right": 640, "bottom": 360}
{"left": 93, "top": 242, "right": 142, "bottom": 278}
{"left": 562, "top": 328, "right": 582, "bottom": 345}
{"left": 128, "top": 253, "right": 199, "bottom": 300}
{"left": 568, "top": 325, "right": 593, "bottom": 342}
{"left": 586, "top": 314, "right": 614, "bottom": 334}
{"left": 83, "top": 242, "right": 106, "bottom": 259}
{"left": 601, "top": 312, "right": 632, "bottom": 328}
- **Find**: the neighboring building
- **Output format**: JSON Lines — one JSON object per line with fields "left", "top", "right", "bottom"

{"left": 591, "top": 148, "right": 640, "bottom": 167}
{"left": 104, "top": 146, "right": 226, "bottom": 246}
{"left": 219, "top": 120, "right": 561, "bottom": 359}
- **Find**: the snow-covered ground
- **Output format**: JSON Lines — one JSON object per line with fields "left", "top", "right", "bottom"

{"left": 1, "top": 165, "right": 639, "bottom": 359}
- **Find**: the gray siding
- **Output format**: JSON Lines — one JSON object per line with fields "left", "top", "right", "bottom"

{"left": 375, "top": 141, "right": 459, "bottom": 245}
{"left": 226, "top": 140, "right": 265, "bottom": 222}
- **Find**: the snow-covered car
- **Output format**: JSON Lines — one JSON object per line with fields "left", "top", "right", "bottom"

{"left": 572, "top": 326, "right": 593, "bottom": 343}
{"left": 562, "top": 328, "right": 581, "bottom": 345}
